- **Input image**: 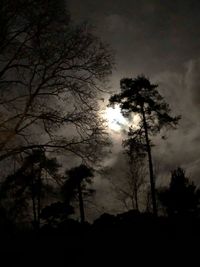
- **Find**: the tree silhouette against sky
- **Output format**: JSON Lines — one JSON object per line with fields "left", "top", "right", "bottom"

{"left": 63, "top": 164, "right": 94, "bottom": 223}
{"left": 158, "top": 167, "right": 200, "bottom": 217}
{"left": 109, "top": 75, "right": 180, "bottom": 215}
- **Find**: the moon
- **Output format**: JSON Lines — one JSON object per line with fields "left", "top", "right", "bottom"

{"left": 104, "top": 105, "right": 140, "bottom": 132}
{"left": 104, "top": 105, "right": 128, "bottom": 132}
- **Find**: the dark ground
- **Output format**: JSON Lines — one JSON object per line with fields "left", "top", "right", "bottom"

{"left": 0, "top": 211, "right": 199, "bottom": 266}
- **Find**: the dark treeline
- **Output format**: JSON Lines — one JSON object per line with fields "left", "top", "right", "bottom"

{"left": 0, "top": 0, "right": 199, "bottom": 265}
{"left": 0, "top": 152, "right": 200, "bottom": 265}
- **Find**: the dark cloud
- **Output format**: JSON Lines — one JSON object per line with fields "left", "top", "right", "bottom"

{"left": 185, "top": 58, "right": 200, "bottom": 108}
{"left": 153, "top": 61, "right": 200, "bottom": 181}
{"left": 69, "top": 0, "right": 200, "bottom": 74}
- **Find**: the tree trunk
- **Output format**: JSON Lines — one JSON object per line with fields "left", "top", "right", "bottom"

{"left": 78, "top": 184, "right": 85, "bottom": 224}
{"left": 37, "top": 169, "right": 41, "bottom": 230}
{"left": 31, "top": 174, "right": 37, "bottom": 229}
{"left": 129, "top": 156, "right": 139, "bottom": 211}
{"left": 131, "top": 170, "right": 139, "bottom": 211}
{"left": 141, "top": 105, "right": 157, "bottom": 216}
{"left": 134, "top": 185, "right": 139, "bottom": 211}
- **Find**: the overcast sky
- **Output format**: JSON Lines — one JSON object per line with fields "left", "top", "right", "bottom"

{"left": 67, "top": 0, "right": 200, "bottom": 213}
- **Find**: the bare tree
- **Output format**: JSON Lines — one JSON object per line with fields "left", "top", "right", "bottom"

{"left": 111, "top": 154, "right": 146, "bottom": 212}
{"left": 0, "top": 0, "right": 113, "bottom": 165}
{"left": 108, "top": 144, "right": 147, "bottom": 212}
{"left": 122, "top": 131, "right": 147, "bottom": 211}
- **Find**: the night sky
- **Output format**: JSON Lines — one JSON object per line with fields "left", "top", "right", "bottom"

{"left": 68, "top": 0, "right": 200, "bottom": 178}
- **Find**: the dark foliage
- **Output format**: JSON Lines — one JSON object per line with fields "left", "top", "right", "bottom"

{"left": 62, "top": 164, "right": 94, "bottom": 223}
{"left": 158, "top": 167, "right": 200, "bottom": 217}
{"left": 0, "top": 150, "right": 60, "bottom": 227}
{"left": 40, "top": 201, "right": 74, "bottom": 226}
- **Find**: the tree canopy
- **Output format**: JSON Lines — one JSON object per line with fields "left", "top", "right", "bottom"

{"left": 158, "top": 167, "right": 200, "bottom": 216}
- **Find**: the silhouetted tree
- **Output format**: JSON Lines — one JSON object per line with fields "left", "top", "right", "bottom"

{"left": 62, "top": 164, "right": 94, "bottom": 223}
{"left": 0, "top": 0, "right": 113, "bottom": 165}
{"left": 111, "top": 134, "right": 146, "bottom": 211}
{"left": 26, "top": 150, "right": 61, "bottom": 229}
{"left": 121, "top": 127, "right": 147, "bottom": 211}
{"left": 158, "top": 167, "right": 200, "bottom": 217}
{"left": 109, "top": 75, "right": 180, "bottom": 215}
{"left": 40, "top": 201, "right": 74, "bottom": 227}
{"left": 0, "top": 150, "right": 61, "bottom": 229}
